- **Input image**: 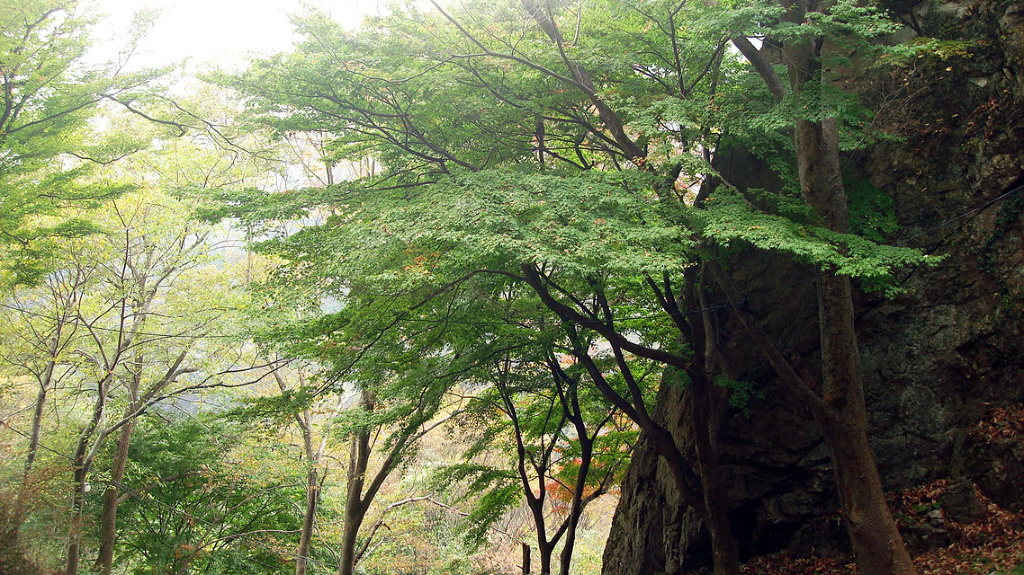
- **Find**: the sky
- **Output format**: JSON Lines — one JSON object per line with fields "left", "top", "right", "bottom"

{"left": 91, "top": 0, "right": 388, "bottom": 70}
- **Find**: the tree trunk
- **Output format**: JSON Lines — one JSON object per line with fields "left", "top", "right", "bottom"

{"left": 15, "top": 341, "right": 62, "bottom": 522}
{"left": 820, "top": 400, "right": 916, "bottom": 574}
{"left": 337, "top": 502, "right": 366, "bottom": 575}
{"left": 275, "top": 369, "right": 329, "bottom": 575}
{"left": 522, "top": 462, "right": 554, "bottom": 575}
{"left": 24, "top": 384, "right": 48, "bottom": 475}
{"left": 812, "top": 267, "right": 914, "bottom": 574}
{"left": 558, "top": 510, "right": 581, "bottom": 574}
{"left": 11, "top": 384, "right": 50, "bottom": 527}
{"left": 25, "top": 310, "right": 68, "bottom": 476}
{"left": 538, "top": 540, "right": 554, "bottom": 575}
{"left": 94, "top": 420, "right": 134, "bottom": 575}
{"left": 333, "top": 388, "right": 423, "bottom": 575}
{"left": 65, "top": 463, "right": 88, "bottom": 575}
{"left": 337, "top": 398, "right": 371, "bottom": 575}
{"left": 295, "top": 467, "right": 319, "bottom": 575}
{"left": 690, "top": 370, "right": 740, "bottom": 575}
{"left": 557, "top": 436, "right": 593, "bottom": 575}
{"left": 789, "top": 67, "right": 915, "bottom": 574}
{"left": 65, "top": 382, "right": 107, "bottom": 575}
{"left": 688, "top": 265, "right": 741, "bottom": 575}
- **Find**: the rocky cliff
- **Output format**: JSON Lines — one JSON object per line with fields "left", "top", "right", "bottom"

{"left": 603, "top": 1, "right": 1024, "bottom": 572}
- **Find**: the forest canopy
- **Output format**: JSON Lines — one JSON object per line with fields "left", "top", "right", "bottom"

{"left": 2, "top": 1, "right": 1022, "bottom": 575}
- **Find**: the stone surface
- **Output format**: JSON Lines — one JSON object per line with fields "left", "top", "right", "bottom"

{"left": 602, "top": 1, "right": 1024, "bottom": 572}
{"left": 938, "top": 479, "right": 986, "bottom": 523}
{"left": 964, "top": 419, "right": 1024, "bottom": 512}
{"left": 788, "top": 516, "right": 848, "bottom": 559}
{"left": 905, "top": 519, "right": 952, "bottom": 553}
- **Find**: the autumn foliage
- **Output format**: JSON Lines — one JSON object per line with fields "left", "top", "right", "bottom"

{"left": 741, "top": 480, "right": 1024, "bottom": 574}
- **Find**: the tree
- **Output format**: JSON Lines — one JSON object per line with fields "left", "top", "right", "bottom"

{"left": 221, "top": 5, "right": 747, "bottom": 565}
{"left": 267, "top": 362, "right": 345, "bottom": 575}
{"left": 448, "top": 338, "right": 632, "bottom": 575}
{"left": 0, "top": 0, "right": 176, "bottom": 284}
{"left": 0, "top": 245, "right": 92, "bottom": 568}
{"left": 0, "top": 189, "right": 275, "bottom": 574}
{"left": 722, "top": 3, "right": 919, "bottom": 571}
{"left": 220, "top": 1, "right": 932, "bottom": 572}
{"left": 116, "top": 415, "right": 302, "bottom": 575}
{"left": 230, "top": 267, "right": 465, "bottom": 575}
{"left": 59, "top": 192, "right": 219, "bottom": 575}
{"left": 86, "top": 89, "right": 288, "bottom": 575}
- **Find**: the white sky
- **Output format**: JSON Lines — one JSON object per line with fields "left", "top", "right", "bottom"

{"left": 92, "top": 0, "right": 388, "bottom": 71}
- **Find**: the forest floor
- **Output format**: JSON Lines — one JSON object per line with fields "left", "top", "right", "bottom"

{"left": 742, "top": 405, "right": 1024, "bottom": 575}
{"left": 740, "top": 481, "right": 1024, "bottom": 574}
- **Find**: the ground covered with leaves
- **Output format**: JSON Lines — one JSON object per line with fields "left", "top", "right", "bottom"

{"left": 741, "top": 404, "right": 1024, "bottom": 575}
{"left": 741, "top": 483, "right": 1023, "bottom": 574}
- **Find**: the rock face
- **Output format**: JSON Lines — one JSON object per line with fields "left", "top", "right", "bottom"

{"left": 963, "top": 406, "right": 1024, "bottom": 512}
{"left": 602, "top": 1, "right": 1024, "bottom": 573}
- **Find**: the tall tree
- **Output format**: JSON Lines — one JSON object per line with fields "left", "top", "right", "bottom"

{"left": 0, "top": 245, "right": 92, "bottom": 567}
{"left": 233, "top": 267, "right": 465, "bottom": 575}
{"left": 0, "top": 189, "right": 271, "bottom": 574}
{"left": 0, "top": 0, "right": 175, "bottom": 284}
{"left": 60, "top": 191, "right": 261, "bottom": 575}
{"left": 221, "top": 1, "right": 931, "bottom": 572}
{"left": 725, "top": 2, "right": 919, "bottom": 570}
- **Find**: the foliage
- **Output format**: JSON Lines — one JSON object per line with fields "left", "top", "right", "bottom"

{"left": 714, "top": 375, "right": 766, "bottom": 418}
{"left": 116, "top": 415, "right": 301, "bottom": 574}
{"left": 696, "top": 188, "right": 930, "bottom": 280}
{"left": 196, "top": 0, "right": 950, "bottom": 571}
{"left": 846, "top": 179, "right": 900, "bottom": 242}
{"left": 4, "top": 0, "right": 1017, "bottom": 571}
{"left": 0, "top": 139, "right": 269, "bottom": 574}
{"left": 0, "top": 0, "right": 175, "bottom": 284}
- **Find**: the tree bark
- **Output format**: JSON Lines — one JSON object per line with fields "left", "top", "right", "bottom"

{"left": 337, "top": 391, "right": 373, "bottom": 575}
{"left": 556, "top": 426, "right": 607, "bottom": 575}
{"left": 24, "top": 378, "right": 49, "bottom": 475}
{"left": 65, "top": 462, "right": 89, "bottom": 575}
{"left": 11, "top": 384, "right": 49, "bottom": 526}
{"left": 537, "top": 539, "right": 555, "bottom": 575}
{"left": 337, "top": 498, "right": 367, "bottom": 575}
{"left": 557, "top": 436, "right": 592, "bottom": 575}
{"left": 779, "top": 13, "right": 915, "bottom": 567}
{"left": 65, "top": 374, "right": 110, "bottom": 575}
{"left": 689, "top": 370, "right": 739, "bottom": 575}
{"left": 688, "top": 264, "right": 741, "bottom": 575}
{"left": 296, "top": 467, "right": 319, "bottom": 575}
{"left": 813, "top": 269, "right": 914, "bottom": 574}
{"left": 94, "top": 420, "right": 134, "bottom": 575}
{"left": 337, "top": 437, "right": 368, "bottom": 575}
{"left": 792, "top": 113, "right": 915, "bottom": 575}
{"left": 819, "top": 400, "right": 916, "bottom": 574}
